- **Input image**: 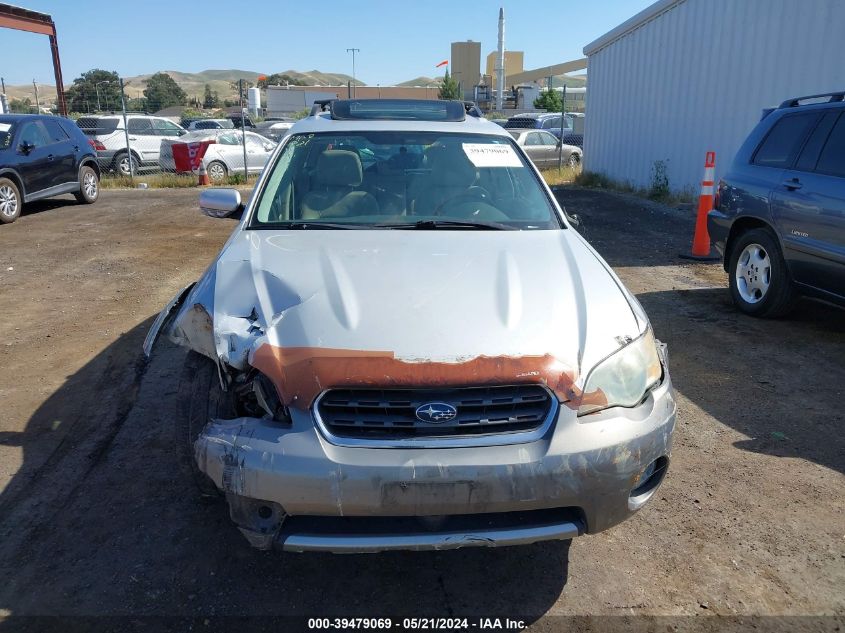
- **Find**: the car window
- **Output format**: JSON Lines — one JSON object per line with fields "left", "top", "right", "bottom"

{"left": 246, "top": 135, "right": 266, "bottom": 148}
{"left": 794, "top": 111, "right": 839, "bottom": 172}
{"left": 0, "top": 122, "right": 13, "bottom": 149}
{"left": 814, "top": 112, "right": 845, "bottom": 178}
{"left": 217, "top": 133, "right": 242, "bottom": 146}
{"left": 752, "top": 113, "right": 818, "bottom": 168}
{"left": 152, "top": 119, "right": 183, "bottom": 136}
{"left": 77, "top": 117, "right": 120, "bottom": 136}
{"left": 525, "top": 132, "right": 542, "bottom": 146}
{"left": 251, "top": 132, "right": 560, "bottom": 230}
{"left": 18, "top": 121, "right": 50, "bottom": 148}
{"left": 538, "top": 131, "right": 559, "bottom": 145}
{"left": 42, "top": 119, "right": 69, "bottom": 144}
{"left": 127, "top": 118, "right": 154, "bottom": 135}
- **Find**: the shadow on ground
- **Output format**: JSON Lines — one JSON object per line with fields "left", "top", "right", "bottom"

{"left": 640, "top": 286, "right": 844, "bottom": 475}
{"left": 0, "top": 319, "right": 570, "bottom": 620}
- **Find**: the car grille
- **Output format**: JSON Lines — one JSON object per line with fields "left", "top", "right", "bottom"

{"left": 316, "top": 385, "right": 553, "bottom": 440}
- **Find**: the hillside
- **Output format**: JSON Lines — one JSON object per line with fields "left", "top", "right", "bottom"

{"left": 2, "top": 68, "right": 586, "bottom": 107}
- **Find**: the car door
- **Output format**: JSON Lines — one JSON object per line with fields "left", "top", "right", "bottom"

{"left": 41, "top": 117, "right": 77, "bottom": 187}
{"left": 245, "top": 134, "right": 272, "bottom": 172}
{"left": 522, "top": 132, "right": 547, "bottom": 167}
{"left": 536, "top": 131, "right": 561, "bottom": 167}
{"left": 770, "top": 109, "right": 845, "bottom": 297}
{"left": 126, "top": 118, "right": 157, "bottom": 164}
{"left": 14, "top": 120, "right": 53, "bottom": 196}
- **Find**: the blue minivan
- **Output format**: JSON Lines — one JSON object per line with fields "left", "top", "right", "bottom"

{"left": 708, "top": 92, "right": 845, "bottom": 317}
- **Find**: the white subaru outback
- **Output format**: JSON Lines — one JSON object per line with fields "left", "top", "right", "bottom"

{"left": 145, "top": 99, "right": 676, "bottom": 552}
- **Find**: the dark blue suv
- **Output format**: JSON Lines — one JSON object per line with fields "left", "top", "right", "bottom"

{"left": 708, "top": 92, "right": 845, "bottom": 317}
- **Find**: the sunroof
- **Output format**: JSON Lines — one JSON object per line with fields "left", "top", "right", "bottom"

{"left": 330, "top": 99, "right": 466, "bottom": 122}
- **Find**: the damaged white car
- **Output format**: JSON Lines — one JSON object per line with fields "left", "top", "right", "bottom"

{"left": 144, "top": 99, "right": 676, "bottom": 552}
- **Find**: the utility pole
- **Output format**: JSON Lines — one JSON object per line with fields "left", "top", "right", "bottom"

{"left": 239, "top": 79, "right": 248, "bottom": 180}
{"left": 346, "top": 48, "right": 360, "bottom": 98}
{"left": 32, "top": 80, "right": 40, "bottom": 112}
{"left": 119, "top": 78, "right": 133, "bottom": 181}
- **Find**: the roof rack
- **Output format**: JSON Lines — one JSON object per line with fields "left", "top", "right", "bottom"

{"left": 779, "top": 92, "right": 845, "bottom": 108}
{"left": 463, "top": 101, "right": 483, "bottom": 118}
{"left": 309, "top": 99, "right": 335, "bottom": 116}
{"left": 326, "top": 99, "right": 467, "bottom": 122}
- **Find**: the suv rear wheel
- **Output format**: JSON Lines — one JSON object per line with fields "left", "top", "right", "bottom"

{"left": 728, "top": 228, "right": 796, "bottom": 317}
{"left": 114, "top": 152, "right": 139, "bottom": 177}
{"left": 75, "top": 165, "right": 99, "bottom": 204}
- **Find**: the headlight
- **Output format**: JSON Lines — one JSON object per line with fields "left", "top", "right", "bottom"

{"left": 577, "top": 328, "right": 663, "bottom": 416}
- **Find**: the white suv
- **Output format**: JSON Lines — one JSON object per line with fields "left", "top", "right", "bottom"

{"left": 76, "top": 114, "right": 186, "bottom": 176}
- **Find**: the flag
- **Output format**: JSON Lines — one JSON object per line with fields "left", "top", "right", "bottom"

{"left": 436, "top": 60, "right": 448, "bottom": 68}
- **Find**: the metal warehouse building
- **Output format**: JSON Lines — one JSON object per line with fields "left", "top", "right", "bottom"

{"left": 582, "top": 0, "right": 845, "bottom": 194}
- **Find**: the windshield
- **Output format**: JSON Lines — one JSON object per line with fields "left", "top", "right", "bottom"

{"left": 250, "top": 132, "right": 560, "bottom": 229}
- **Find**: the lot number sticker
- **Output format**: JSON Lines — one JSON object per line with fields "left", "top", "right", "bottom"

{"left": 463, "top": 143, "right": 522, "bottom": 168}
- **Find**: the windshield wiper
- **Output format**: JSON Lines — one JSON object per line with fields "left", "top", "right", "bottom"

{"left": 375, "top": 219, "right": 512, "bottom": 231}
{"left": 268, "top": 222, "right": 372, "bottom": 230}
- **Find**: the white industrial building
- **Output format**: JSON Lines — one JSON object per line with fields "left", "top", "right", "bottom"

{"left": 582, "top": 0, "right": 845, "bottom": 193}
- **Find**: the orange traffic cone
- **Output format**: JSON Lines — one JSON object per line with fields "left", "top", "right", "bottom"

{"left": 679, "top": 151, "right": 719, "bottom": 261}
{"left": 197, "top": 162, "right": 210, "bottom": 186}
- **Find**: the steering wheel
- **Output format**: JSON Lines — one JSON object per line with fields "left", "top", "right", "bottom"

{"left": 433, "top": 186, "right": 492, "bottom": 216}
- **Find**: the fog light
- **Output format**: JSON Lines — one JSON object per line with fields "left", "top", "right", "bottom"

{"left": 630, "top": 456, "right": 668, "bottom": 500}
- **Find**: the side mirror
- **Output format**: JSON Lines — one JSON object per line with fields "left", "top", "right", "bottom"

{"left": 200, "top": 188, "right": 242, "bottom": 218}
{"left": 19, "top": 141, "right": 34, "bottom": 155}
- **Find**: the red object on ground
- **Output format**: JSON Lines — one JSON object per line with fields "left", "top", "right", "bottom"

{"left": 172, "top": 141, "right": 213, "bottom": 173}
{"left": 688, "top": 151, "right": 716, "bottom": 258}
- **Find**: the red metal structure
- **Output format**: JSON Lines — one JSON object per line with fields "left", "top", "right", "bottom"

{"left": 0, "top": 3, "right": 67, "bottom": 115}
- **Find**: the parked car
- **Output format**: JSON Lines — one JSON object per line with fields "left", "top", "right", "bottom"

{"left": 255, "top": 118, "right": 295, "bottom": 142}
{"left": 227, "top": 113, "right": 257, "bottom": 129}
{"left": 504, "top": 112, "right": 584, "bottom": 147}
{"left": 158, "top": 129, "right": 276, "bottom": 182}
{"left": 708, "top": 91, "right": 845, "bottom": 317}
{"left": 509, "top": 129, "right": 581, "bottom": 169}
{"left": 76, "top": 114, "right": 187, "bottom": 176}
{"left": 144, "top": 98, "right": 675, "bottom": 553}
{"left": 187, "top": 118, "right": 235, "bottom": 131}
{"left": 0, "top": 114, "right": 100, "bottom": 224}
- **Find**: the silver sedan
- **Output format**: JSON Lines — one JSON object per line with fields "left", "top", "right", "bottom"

{"left": 509, "top": 129, "right": 582, "bottom": 169}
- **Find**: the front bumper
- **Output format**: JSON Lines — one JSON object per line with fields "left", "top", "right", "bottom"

{"left": 196, "top": 377, "right": 676, "bottom": 552}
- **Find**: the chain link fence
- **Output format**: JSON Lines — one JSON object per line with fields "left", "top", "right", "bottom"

{"left": 57, "top": 86, "right": 289, "bottom": 186}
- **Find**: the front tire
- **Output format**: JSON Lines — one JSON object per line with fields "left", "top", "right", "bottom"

{"left": 0, "top": 178, "right": 21, "bottom": 224}
{"left": 567, "top": 152, "right": 581, "bottom": 168}
{"left": 728, "top": 227, "right": 796, "bottom": 318}
{"left": 75, "top": 165, "right": 99, "bottom": 204}
{"left": 178, "top": 351, "right": 234, "bottom": 498}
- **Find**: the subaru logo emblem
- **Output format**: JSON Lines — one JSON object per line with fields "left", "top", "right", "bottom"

{"left": 415, "top": 402, "right": 457, "bottom": 424}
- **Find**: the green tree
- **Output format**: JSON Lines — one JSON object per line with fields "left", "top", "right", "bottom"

{"left": 202, "top": 84, "right": 219, "bottom": 109}
{"left": 64, "top": 68, "right": 122, "bottom": 113}
{"left": 533, "top": 89, "right": 562, "bottom": 112}
{"left": 9, "top": 98, "right": 36, "bottom": 114}
{"left": 143, "top": 72, "right": 187, "bottom": 112}
{"left": 257, "top": 73, "right": 307, "bottom": 88}
{"left": 438, "top": 69, "right": 461, "bottom": 100}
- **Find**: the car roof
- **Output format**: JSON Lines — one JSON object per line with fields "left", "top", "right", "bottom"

{"left": 287, "top": 111, "right": 510, "bottom": 138}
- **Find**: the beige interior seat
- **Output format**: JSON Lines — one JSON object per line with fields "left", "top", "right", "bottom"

{"left": 299, "top": 150, "right": 378, "bottom": 219}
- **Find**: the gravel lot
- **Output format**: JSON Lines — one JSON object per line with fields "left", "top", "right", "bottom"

{"left": 0, "top": 187, "right": 842, "bottom": 630}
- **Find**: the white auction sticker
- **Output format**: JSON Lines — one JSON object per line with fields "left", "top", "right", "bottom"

{"left": 0, "top": 123, "right": 11, "bottom": 132}
{"left": 462, "top": 143, "right": 522, "bottom": 168}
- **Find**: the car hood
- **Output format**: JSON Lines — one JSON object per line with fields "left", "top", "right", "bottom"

{"left": 179, "top": 228, "right": 645, "bottom": 409}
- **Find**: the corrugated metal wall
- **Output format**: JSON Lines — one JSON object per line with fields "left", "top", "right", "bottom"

{"left": 583, "top": 0, "right": 845, "bottom": 194}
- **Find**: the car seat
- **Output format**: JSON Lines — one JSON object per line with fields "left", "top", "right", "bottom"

{"left": 300, "top": 150, "right": 378, "bottom": 219}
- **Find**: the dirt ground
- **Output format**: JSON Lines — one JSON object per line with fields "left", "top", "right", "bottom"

{"left": 0, "top": 187, "right": 842, "bottom": 630}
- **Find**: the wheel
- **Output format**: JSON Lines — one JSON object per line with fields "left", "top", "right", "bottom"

{"left": 0, "top": 178, "right": 21, "bottom": 224}
{"left": 207, "top": 161, "right": 228, "bottom": 183}
{"left": 114, "top": 152, "right": 139, "bottom": 177}
{"left": 74, "top": 165, "right": 99, "bottom": 204}
{"left": 728, "top": 227, "right": 796, "bottom": 318}
{"left": 177, "top": 351, "right": 235, "bottom": 498}
{"left": 567, "top": 152, "right": 581, "bottom": 168}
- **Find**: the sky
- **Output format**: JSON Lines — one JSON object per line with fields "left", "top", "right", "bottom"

{"left": 0, "top": 0, "right": 654, "bottom": 87}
